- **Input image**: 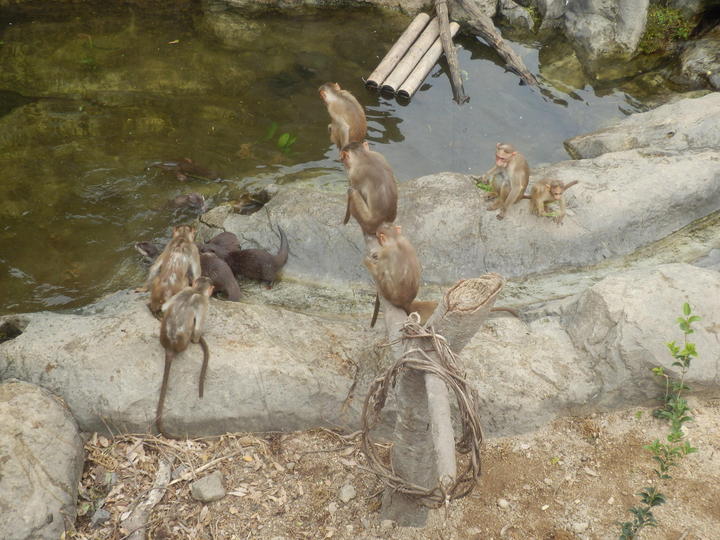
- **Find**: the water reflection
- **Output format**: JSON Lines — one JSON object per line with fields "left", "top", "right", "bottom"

{"left": 0, "top": 6, "right": 671, "bottom": 314}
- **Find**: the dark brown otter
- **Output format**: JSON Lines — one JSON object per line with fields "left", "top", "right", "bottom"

{"left": 200, "top": 252, "right": 241, "bottom": 301}
{"left": 226, "top": 227, "right": 289, "bottom": 288}
{"left": 198, "top": 231, "right": 242, "bottom": 261}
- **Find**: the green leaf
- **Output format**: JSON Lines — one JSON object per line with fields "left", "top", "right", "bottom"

{"left": 264, "top": 121, "right": 278, "bottom": 141}
{"left": 277, "top": 132, "right": 290, "bottom": 148}
{"left": 683, "top": 302, "right": 691, "bottom": 316}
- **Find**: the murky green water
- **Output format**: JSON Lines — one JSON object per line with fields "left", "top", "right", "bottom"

{"left": 0, "top": 5, "right": 675, "bottom": 314}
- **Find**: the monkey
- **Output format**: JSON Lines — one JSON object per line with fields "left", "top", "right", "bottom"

{"left": 341, "top": 141, "right": 398, "bottom": 236}
{"left": 319, "top": 82, "right": 367, "bottom": 151}
{"left": 169, "top": 192, "right": 206, "bottom": 213}
{"left": 477, "top": 143, "right": 530, "bottom": 220}
{"left": 156, "top": 276, "right": 214, "bottom": 438}
{"left": 148, "top": 158, "right": 218, "bottom": 182}
{"left": 225, "top": 226, "right": 289, "bottom": 288}
{"left": 198, "top": 231, "right": 242, "bottom": 261}
{"left": 364, "top": 224, "right": 421, "bottom": 328}
{"left": 200, "top": 252, "right": 241, "bottom": 301}
{"left": 146, "top": 225, "right": 201, "bottom": 316}
{"left": 527, "top": 178, "right": 579, "bottom": 225}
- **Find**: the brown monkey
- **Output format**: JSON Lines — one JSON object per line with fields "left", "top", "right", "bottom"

{"left": 478, "top": 143, "right": 530, "bottom": 220}
{"left": 200, "top": 252, "right": 241, "bottom": 301}
{"left": 226, "top": 226, "right": 289, "bottom": 288}
{"left": 319, "top": 82, "right": 367, "bottom": 151}
{"left": 364, "top": 224, "right": 421, "bottom": 328}
{"left": 528, "top": 178, "right": 578, "bottom": 225}
{"left": 341, "top": 141, "right": 398, "bottom": 236}
{"left": 157, "top": 276, "right": 214, "bottom": 438}
{"left": 199, "top": 231, "right": 242, "bottom": 261}
{"left": 146, "top": 225, "right": 201, "bottom": 316}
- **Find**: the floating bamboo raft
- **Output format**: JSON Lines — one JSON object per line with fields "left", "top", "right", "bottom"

{"left": 366, "top": 13, "right": 460, "bottom": 101}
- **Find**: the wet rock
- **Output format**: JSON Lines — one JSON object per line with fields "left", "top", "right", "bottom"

{"left": 191, "top": 471, "right": 226, "bottom": 502}
{"left": 564, "top": 0, "right": 649, "bottom": 64}
{"left": 0, "top": 380, "right": 85, "bottom": 540}
{"left": 498, "top": 0, "right": 534, "bottom": 31}
{"left": 451, "top": 0, "right": 498, "bottom": 20}
{"left": 677, "top": 24, "right": 720, "bottom": 91}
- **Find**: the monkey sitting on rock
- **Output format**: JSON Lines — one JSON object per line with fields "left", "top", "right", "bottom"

{"left": 476, "top": 142, "right": 530, "bottom": 220}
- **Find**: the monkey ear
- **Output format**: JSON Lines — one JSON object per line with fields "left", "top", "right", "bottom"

{"left": 378, "top": 233, "right": 387, "bottom": 245}
{"left": 340, "top": 151, "right": 348, "bottom": 161}
{"left": 511, "top": 151, "right": 517, "bottom": 156}
{"left": 362, "top": 141, "right": 370, "bottom": 151}
{"left": 496, "top": 142, "right": 501, "bottom": 149}
{"left": 394, "top": 225, "right": 402, "bottom": 234}
{"left": 333, "top": 82, "right": 341, "bottom": 90}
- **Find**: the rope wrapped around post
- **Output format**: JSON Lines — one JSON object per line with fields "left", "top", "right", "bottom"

{"left": 360, "top": 315, "right": 483, "bottom": 507}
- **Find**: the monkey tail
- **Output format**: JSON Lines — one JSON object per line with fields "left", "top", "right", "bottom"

{"left": 198, "top": 336, "right": 210, "bottom": 399}
{"left": 274, "top": 226, "right": 289, "bottom": 268}
{"left": 370, "top": 294, "right": 380, "bottom": 328}
{"left": 156, "top": 350, "right": 174, "bottom": 439}
{"left": 564, "top": 180, "right": 579, "bottom": 190}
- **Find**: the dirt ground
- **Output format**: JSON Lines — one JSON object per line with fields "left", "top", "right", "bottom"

{"left": 71, "top": 395, "right": 720, "bottom": 540}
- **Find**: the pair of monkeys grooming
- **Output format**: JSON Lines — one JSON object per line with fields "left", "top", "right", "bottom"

{"left": 478, "top": 142, "right": 578, "bottom": 224}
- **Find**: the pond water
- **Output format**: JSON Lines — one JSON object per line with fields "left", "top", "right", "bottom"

{"left": 0, "top": 5, "right": 671, "bottom": 314}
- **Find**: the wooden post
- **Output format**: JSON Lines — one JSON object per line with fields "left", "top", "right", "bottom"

{"left": 450, "top": 0, "right": 538, "bottom": 86}
{"left": 366, "top": 228, "right": 502, "bottom": 525}
{"left": 435, "top": 0, "right": 469, "bottom": 104}
{"left": 366, "top": 13, "right": 432, "bottom": 90}
{"left": 397, "top": 22, "right": 460, "bottom": 100}
{"left": 381, "top": 18, "right": 441, "bottom": 95}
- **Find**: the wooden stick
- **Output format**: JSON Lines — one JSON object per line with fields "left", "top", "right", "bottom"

{"left": 451, "top": 0, "right": 538, "bottom": 86}
{"left": 435, "top": 0, "right": 469, "bottom": 104}
{"left": 398, "top": 22, "right": 460, "bottom": 100}
{"left": 366, "top": 13, "right": 431, "bottom": 90}
{"left": 122, "top": 456, "right": 173, "bottom": 540}
{"left": 381, "top": 18, "right": 440, "bottom": 95}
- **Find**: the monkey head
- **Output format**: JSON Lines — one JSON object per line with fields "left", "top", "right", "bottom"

{"left": 376, "top": 223, "right": 401, "bottom": 246}
{"left": 318, "top": 82, "right": 342, "bottom": 103}
{"left": 193, "top": 276, "right": 215, "bottom": 297}
{"left": 340, "top": 141, "right": 369, "bottom": 169}
{"left": 549, "top": 181, "right": 565, "bottom": 200}
{"left": 495, "top": 142, "right": 518, "bottom": 168}
{"left": 171, "top": 224, "right": 196, "bottom": 241}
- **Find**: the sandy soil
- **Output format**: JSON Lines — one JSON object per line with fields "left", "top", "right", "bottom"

{"left": 71, "top": 396, "right": 720, "bottom": 540}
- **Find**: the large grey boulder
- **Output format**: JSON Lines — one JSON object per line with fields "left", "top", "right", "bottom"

{"left": 662, "top": 0, "right": 720, "bottom": 18}
{"left": 0, "top": 380, "right": 84, "bottom": 540}
{"left": 498, "top": 0, "right": 534, "bottom": 30}
{"left": 564, "top": 0, "right": 649, "bottom": 64}
{"left": 563, "top": 263, "right": 720, "bottom": 407}
{"left": 200, "top": 145, "right": 720, "bottom": 285}
{"left": 0, "top": 290, "right": 381, "bottom": 436}
{"left": 564, "top": 91, "right": 720, "bottom": 159}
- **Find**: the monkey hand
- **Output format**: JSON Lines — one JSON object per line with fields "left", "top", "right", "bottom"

{"left": 347, "top": 187, "right": 356, "bottom": 195}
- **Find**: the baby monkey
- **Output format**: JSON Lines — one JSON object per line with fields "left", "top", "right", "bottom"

{"left": 478, "top": 142, "right": 530, "bottom": 220}
{"left": 319, "top": 82, "right": 367, "bottom": 151}
{"left": 157, "top": 276, "right": 214, "bottom": 439}
{"left": 528, "top": 178, "right": 578, "bottom": 225}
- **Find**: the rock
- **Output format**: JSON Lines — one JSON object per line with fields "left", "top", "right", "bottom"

{"left": 223, "top": 0, "right": 432, "bottom": 15}
{"left": 564, "top": 92, "right": 720, "bottom": 158}
{"left": 677, "top": 25, "right": 720, "bottom": 91}
{"left": 90, "top": 507, "right": 111, "bottom": 528}
{"left": 380, "top": 519, "right": 395, "bottom": 530}
{"left": 191, "top": 471, "right": 226, "bottom": 503}
{"left": 564, "top": 0, "right": 649, "bottom": 64}
{"left": 339, "top": 483, "right": 357, "bottom": 503}
{"left": 694, "top": 248, "right": 720, "bottom": 271}
{"left": 564, "top": 264, "right": 720, "bottom": 407}
{"left": 328, "top": 502, "right": 338, "bottom": 514}
{"left": 497, "top": 498, "right": 511, "bottom": 509}
{"left": 536, "top": 0, "right": 567, "bottom": 30}
{"left": 0, "top": 290, "right": 380, "bottom": 436}
{"left": 438, "top": 0, "right": 497, "bottom": 20}
{"left": 498, "top": 0, "right": 534, "bottom": 31}
{"left": 573, "top": 521, "right": 590, "bottom": 533}
{"left": 0, "top": 380, "right": 84, "bottom": 540}
{"left": 664, "top": 0, "right": 720, "bottom": 18}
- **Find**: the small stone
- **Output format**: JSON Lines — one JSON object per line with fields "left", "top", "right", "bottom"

{"left": 522, "top": 484, "right": 531, "bottom": 491}
{"left": 583, "top": 467, "right": 599, "bottom": 477}
{"left": 607, "top": 496, "right": 615, "bottom": 505}
{"left": 90, "top": 508, "right": 111, "bottom": 528}
{"left": 285, "top": 461, "right": 296, "bottom": 472}
{"left": 541, "top": 504, "right": 549, "bottom": 511}
{"left": 497, "top": 498, "right": 510, "bottom": 509}
{"left": 191, "top": 470, "right": 226, "bottom": 503}
{"left": 172, "top": 464, "right": 189, "bottom": 481}
{"left": 339, "top": 483, "right": 357, "bottom": 503}
{"left": 328, "top": 502, "right": 338, "bottom": 514}
{"left": 381, "top": 519, "right": 395, "bottom": 530}
{"left": 543, "top": 477, "right": 553, "bottom": 486}
{"left": 360, "top": 517, "right": 372, "bottom": 529}
{"left": 572, "top": 522, "right": 589, "bottom": 533}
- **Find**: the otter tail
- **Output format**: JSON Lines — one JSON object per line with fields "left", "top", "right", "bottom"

{"left": 274, "top": 226, "right": 289, "bottom": 268}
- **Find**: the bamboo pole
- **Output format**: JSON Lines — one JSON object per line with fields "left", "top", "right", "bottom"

{"left": 435, "top": 0, "right": 468, "bottom": 103}
{"left": 381, "top": 17, "right": 440, "bottom": 96}
{"left": 366, "top": 13, "right": 432, "bottom": 90}
{"left": 397, "top": 22, "right": 460, "bottom": 100}
{"left": 450, "top": 0, "right": 538, "bottom": 86}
